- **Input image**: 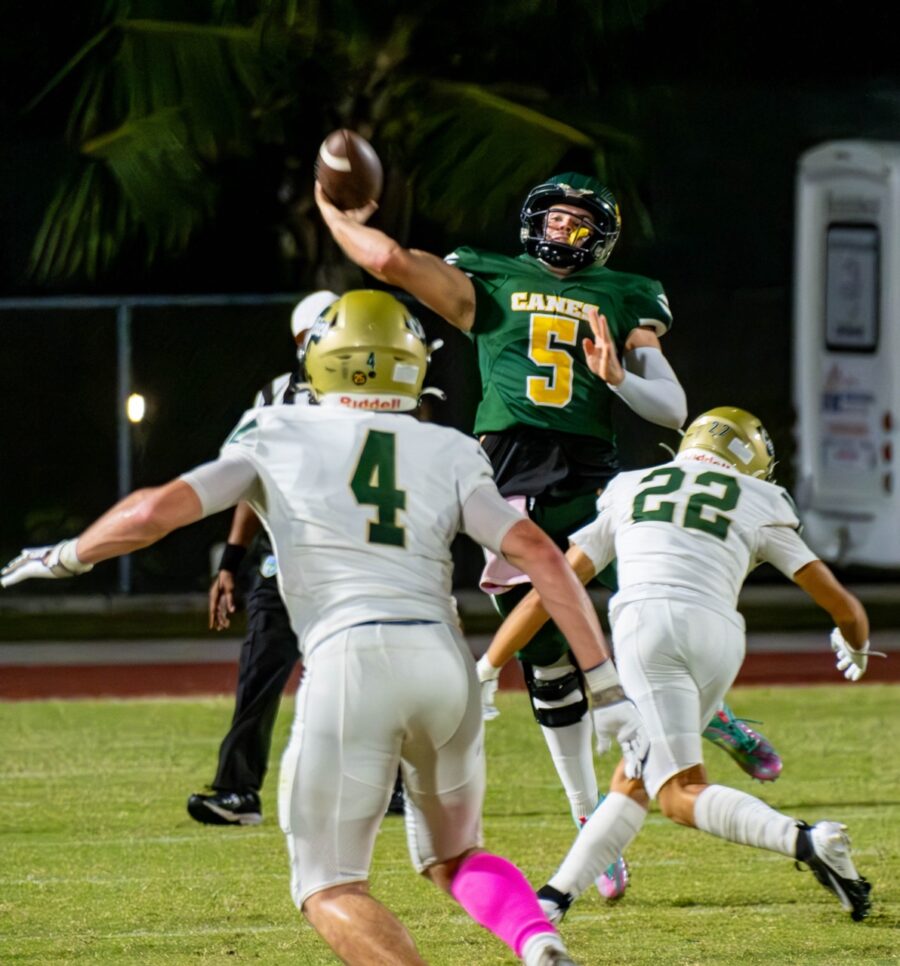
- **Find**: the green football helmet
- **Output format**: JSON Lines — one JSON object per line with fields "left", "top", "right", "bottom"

{"left": 678, "top": 407, "right": 775, "bottom": 480}
{"left": 304, "top": 290, "right": 429, "bottom": 411}
{"left": 520, "top": 172, "right": 621, "bottom": 270}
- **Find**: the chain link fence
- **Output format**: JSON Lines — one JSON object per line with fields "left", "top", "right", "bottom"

{"left": 1, "top": 293, "right": 482, "bottom": 595}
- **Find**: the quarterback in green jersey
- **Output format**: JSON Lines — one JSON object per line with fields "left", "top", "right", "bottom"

{"left": 316, "top": 172, "right": 684, "bottom": 576}
{"left": 446, "top": 245, "right": 672, "bottom": 442}
{"left": 316, "top": 171, "right": 783, "bottom": 896}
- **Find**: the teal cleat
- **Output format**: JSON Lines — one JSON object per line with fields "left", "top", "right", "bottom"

{"left": 702, "top": 704, "right": 783, "bottom": 782}
{"left": 596, "top": 856, "right": 629, "bottom": 900}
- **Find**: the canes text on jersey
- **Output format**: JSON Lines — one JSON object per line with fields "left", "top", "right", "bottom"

{"left": 510, "top": 292, "right": 600, "bottom": 321}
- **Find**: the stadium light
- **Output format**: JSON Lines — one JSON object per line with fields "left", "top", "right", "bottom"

{"left": 126, "top": 393, "right": 146, "bottom": 424}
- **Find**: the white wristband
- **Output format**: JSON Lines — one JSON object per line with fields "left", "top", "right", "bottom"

{"left": 58, "top": 539, "right": 92, "bottom": 575}
{"left": 476, "top": 653, "right": 501, "bottom": 682}
{"left": 583, "top": 660, "right": 621, "bottom": 701}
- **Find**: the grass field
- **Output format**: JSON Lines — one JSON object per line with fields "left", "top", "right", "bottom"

{"left": 2, "top": 686, "right": 898, "bottom": 965}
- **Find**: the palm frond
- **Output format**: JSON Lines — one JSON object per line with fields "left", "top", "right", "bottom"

{"left": 85, "top": 109, "right": 216, "bottom": 236}
{"left": 70, "top": 20, "right": 265, "bottom": 150}
{"left": 28, "top": 13, "right": 277, "bottom": 282}
{"left": 30, "top": 109, "right": 218, "bottom": 282}
{"left": 387, "top": 79, "right": 640, "bottom": 235}
{"left": 23, "top": 24, "right": 116, "bottom": 115}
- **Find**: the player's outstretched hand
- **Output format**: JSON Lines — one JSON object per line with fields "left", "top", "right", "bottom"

{"left": 0, "top": 539, "right": 93, "bottom": 588}
{"left": 583, "top": 307, "right": 625, "bottom": 387}
{"left": 476, "top": 654, "right": 501, "bottom": 721}
{"left": 209, "top": 570, "right": 237, "bottom": 631}
{"left": 830, "top": 628, "right": 886, "bottom": 682}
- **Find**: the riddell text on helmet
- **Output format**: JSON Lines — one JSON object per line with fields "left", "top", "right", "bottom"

{"left": 340, "top": 396, "right": 403, "bottom": 410}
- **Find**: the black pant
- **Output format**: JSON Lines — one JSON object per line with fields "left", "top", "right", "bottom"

{"left": 213, "top": 573, "right": 301, "bottom": 794}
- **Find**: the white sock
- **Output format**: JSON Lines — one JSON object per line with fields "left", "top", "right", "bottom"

{"left": 548, "top": 792, "right": 647, "bottom": 898}
{"left": 520, "top": 931, "right": 569, "bottom": 966}
{"left": 693, "top": 784, "right": 798, "bottom": 856}
{"left": 539, "top": 718, "right": 598, "bottom": 824}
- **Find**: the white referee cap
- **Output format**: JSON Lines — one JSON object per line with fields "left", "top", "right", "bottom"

{"left": 291, "top": 290, "right": 339, "bottom": 339}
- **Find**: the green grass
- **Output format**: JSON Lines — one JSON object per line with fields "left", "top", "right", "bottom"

{"left": 1, "top": 687, "right": 898, "bottom": 964}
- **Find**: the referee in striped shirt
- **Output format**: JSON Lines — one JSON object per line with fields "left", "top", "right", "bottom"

{"left": 187, "top": 290, "right": 337, "bottom": 826}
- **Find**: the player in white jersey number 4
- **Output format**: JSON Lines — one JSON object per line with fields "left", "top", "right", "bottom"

{"left": 0, "top": 290, "right": 654, "bottom": 966}
{"left": 482, "top": 407, "right": 876, "bottom": 924}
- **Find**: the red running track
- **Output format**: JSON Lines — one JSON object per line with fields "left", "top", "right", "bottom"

{"left": 1, "top": 652, "right": 898, "bottom": 700}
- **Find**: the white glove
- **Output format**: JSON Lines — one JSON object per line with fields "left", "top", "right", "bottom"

{"left": 585, "top": 661, "right": 649, "bottom": 780}
{"left": 830, "top": 628, "right": 886, "bottom": 682}
{"left": 0, "top": 540, "right": 93, "bottom": 588}
{"left": 476, "top": 654, "right": 501, "bottom": 721}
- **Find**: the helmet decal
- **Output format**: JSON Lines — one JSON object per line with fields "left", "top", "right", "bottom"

{"left": 678, "top": 407, "right": 776, "bottom": 480}
{"left": 393, "top": 362, "right": 422, "bottom": 385}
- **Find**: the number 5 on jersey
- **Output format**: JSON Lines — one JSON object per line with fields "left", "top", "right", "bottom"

{"left": 350, "top": 430, "right": 406, "bottom": 547}
{"left": 526, "top": 314, "right": 578, "bottom": 407}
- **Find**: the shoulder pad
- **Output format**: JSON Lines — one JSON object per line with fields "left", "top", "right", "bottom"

{"left": 445, "top": 246, "right": 520, "bottom": 277}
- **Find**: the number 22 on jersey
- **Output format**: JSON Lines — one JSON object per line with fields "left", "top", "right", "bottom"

{"left": 526, "top": 314, "right": 578, "bottom": 408}
{"left": 350, "top": 430, "right": 406, "bottom": 547}
{"left": 632, "top": 467, "right": 740, "bottom": 540}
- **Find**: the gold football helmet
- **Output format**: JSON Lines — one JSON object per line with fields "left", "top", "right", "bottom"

{"left": 678, "top": 406, "right": 775, "bottom": 479}
{"left": 304, "top": 290, "right": 429, "bottom": 411}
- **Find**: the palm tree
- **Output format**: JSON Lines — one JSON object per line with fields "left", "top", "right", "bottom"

{"left": 28, "top": 0, "right": 662, "bottom": 287}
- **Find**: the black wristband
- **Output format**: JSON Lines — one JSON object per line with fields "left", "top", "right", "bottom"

{"left": 218, "top": 543, "right": 247, "bottom": 574}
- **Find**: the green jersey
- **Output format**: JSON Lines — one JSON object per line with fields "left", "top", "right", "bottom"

{"left": 446, "top": 248, "right": 672, "bottom": 440}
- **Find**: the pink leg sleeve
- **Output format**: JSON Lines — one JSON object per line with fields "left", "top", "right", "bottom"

{"left": 450, "top": 852, "right": 555, "bottom": 957}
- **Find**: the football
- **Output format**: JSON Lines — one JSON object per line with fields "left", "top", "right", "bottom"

{"left": 315, "top": 129, "right": 383, "bottom": 210}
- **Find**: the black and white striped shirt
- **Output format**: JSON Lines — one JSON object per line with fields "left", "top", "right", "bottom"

{"left": 253, "top": 368, "right": 311, "bottom": 408}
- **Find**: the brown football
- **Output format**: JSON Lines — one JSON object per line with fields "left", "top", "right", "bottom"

{"left": 315, "top": 129, "right": 383, "bottom": 210}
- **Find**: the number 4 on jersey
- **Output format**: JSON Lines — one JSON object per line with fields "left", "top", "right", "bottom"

{"left": 350, "top": 430, "right": 406, "bottom": 547}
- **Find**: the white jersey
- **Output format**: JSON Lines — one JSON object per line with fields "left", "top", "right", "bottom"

{"left": 183, "top": 406, "right": 520, "bottom": 655}
{"left": 572, "top": 456, "right": 818, "bottom": 623}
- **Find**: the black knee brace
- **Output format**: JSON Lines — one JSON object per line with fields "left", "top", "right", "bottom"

{"left": 522, "top": 660, "right": 589, "bottom": 729}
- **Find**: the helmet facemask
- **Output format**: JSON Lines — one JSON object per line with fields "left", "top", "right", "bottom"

{"left": 520, "top": 175, "right": 621, "bottom": 270}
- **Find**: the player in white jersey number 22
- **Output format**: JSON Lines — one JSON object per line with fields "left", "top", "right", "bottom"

{"left": 483, "top": 407, "right": 875, "bottom": 925}
{"left": 0, "top": 290, "right": 653, "bottom": 966}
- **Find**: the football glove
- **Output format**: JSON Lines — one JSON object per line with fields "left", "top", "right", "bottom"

{"left": 585, "top": 661, "right": 649, "bottom": 780}
{"left": 476, "top": 654, "right": 501, "bottom": 721}
{"left": 830, "top": 628, "right": 886, "bottom": 682}
{"left": 0, "top": 540, "right": 92, "bottom": 588}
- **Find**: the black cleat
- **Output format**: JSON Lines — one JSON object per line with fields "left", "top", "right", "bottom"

{"left": 536, "top": 883, "right": 573, "bottom": 925}
{"left": 187, "top": 789, "right": 262, "bottom": 826}
{"left": 796, "top": 820, "right": 872, "bottom": 921}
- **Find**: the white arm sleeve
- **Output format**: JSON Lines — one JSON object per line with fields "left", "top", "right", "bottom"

{"left": 611, "top": 346, "right": 687, "bottom": 429}
{"left": 179, "top": 456, "right": 260, "bottom": 518}
{"left": 461, "top": 484, "right": 527, "bottom": 555}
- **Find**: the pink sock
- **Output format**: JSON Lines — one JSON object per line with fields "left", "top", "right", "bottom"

{"left": 450, "top": 852, "right": 555, "bottom": 957}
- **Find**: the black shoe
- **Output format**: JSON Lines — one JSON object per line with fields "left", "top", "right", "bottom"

{"left": 795, "top": 820, "right": 872, "bottom": 921}
{"left": 187, "top": 789, "right": 262, "bottom": 826}
{"left": 536, "top": 883, "right": 573, "bottom": 925}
